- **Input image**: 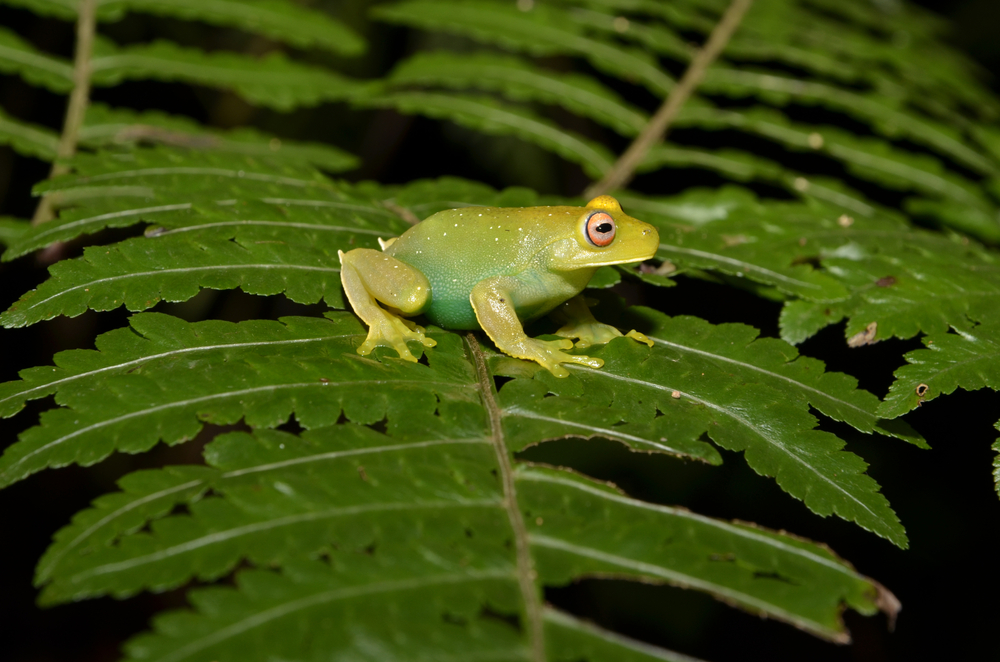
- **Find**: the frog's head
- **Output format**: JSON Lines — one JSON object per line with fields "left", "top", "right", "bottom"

{"left": 549, "top": 195, "right": 659, "bottom": 270}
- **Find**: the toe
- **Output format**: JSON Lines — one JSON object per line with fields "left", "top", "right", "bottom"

{"left": 626, "top": 330, "right": 654, "bottom": 347}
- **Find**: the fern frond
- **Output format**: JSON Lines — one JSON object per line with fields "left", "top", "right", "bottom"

{"left": 629, "top": 309, "right": 920, "bottom": 443}
{"left": 371, "top": 0, "right": 1000, "bottom": 241}
{"left": 0, "top": 107, "right": 59, "bottom": 160}
{"left": 95, "top": 0, "right": 366, "bottom": 56}
{"left": 779, "top": 249, "right": 1000, "bottom": 345}
{"left": 2, "top": 297, "right": 908, "bottom": 548}
{"left": 1, "top": 0, "right": 365, "bottom": 56}
{"left": 671, "top": 107, "right": 993, "bottom": 216}
{"left": 1, "top": 222, "right": 357, "bottom": 326}
{"left": 878, "top": 322, "right": 1000, "bottom": 418}
{"left": 700, "top": 68, "right": 998, "bottom": 179}
{"left": 497, "top": 327, "right": 906, "bottom": 547}
{"left": 79, "top": 104, "right": 359, "bottom": 172}
{"left": 373, "top": 0, "right": 674, "bottom": 96}
{"left": 361, "top": 92, "right": 616, "bottom": 178}
{"left": 0, "top": 25, "right": 74, "bottom": 92}
{"left": 385, "top": 52, "right": 649, "bottom": 137}
{"left": 0, "top": 0, "right": 78, "bottom": 19}
{"left": 0, "top": 217, "right": 30, "bottom": 247}
{"left": 90, "top": 40, "right": 362, "bottom": 111}
{"left": 36, "top": 422, "right": 890, "bottom": 648}
{"left": 638, "top": 145, "right": 876, "bottom": 217}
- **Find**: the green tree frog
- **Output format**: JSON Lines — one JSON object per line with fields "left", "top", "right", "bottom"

{"left": 338, "top": 195, "right": 659, "bottom": 377}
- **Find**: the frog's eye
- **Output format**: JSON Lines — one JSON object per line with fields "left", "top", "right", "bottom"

{"left": 585, "top": 211, "right": 616, "bottom": 247}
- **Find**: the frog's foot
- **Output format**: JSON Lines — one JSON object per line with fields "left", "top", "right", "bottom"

{"left": 509, "top": 337, "right": 603, "bottom": 378}
{"left": 358, "top": 315, "right": 436, "bottom": 362}
{"left": 555, "top": 321, "right": 654, "bottom": 349}
{"left": 555, "top": 320, "right": 622, "bottom": 349}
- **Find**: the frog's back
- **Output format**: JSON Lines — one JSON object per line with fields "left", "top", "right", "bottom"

{"left": 386, "top": 205, "right": 578, "bottom": 329}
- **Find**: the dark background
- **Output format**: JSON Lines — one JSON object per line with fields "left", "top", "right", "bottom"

{"left": 2, "top": 1, "right": 999, "bottom": 660}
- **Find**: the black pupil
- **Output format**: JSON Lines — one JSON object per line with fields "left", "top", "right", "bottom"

{"left": 595, "top": 222, "right": 613, "bottom": 234}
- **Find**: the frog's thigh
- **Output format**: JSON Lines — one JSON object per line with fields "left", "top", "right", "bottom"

{"left": 338, "top": 248, "right": 430, "bottom": 314}
{"left": 339, "top": 249, "right": 434, "bottom": 361}
{"left": 470, "top": 277, "right": 602, "bottom": 377}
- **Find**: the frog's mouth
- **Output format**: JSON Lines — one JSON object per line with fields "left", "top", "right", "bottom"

{"left": 583, "top": 253, "right": 656, "bottom": 268}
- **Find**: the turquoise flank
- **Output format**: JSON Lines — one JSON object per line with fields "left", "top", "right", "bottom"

{"left": 422, "top": 291, "right": 480, "bottom": 330}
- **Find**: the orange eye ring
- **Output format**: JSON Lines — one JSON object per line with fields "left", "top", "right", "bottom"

{"left": 585, "top": 211, "right": 616, "bottom": 247}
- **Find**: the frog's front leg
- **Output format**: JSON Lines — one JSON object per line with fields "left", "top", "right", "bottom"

{"left": 470, "top": 277, "right": 602, "bottom": 378}
{"left": 551, "top": 295, "right": 653, "bottom": 349}
{"left": 338, "top": 249, "right": 436, "bottom": 362}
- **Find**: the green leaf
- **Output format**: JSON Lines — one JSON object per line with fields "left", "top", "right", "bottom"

{"left": 80, "top": 104, "right": 359, "bottom": 172}
{"left": 373, "top": 0, "right": 673, "bottom": 96}
{"left": 519, "top": 466, "right": 886, "bottom": 639}
{"left": 879, "top": 322, "right": 1000, "bottom": 419}
{"left": 0, "top": 107, "right": 59, "bottom": 160}
{"left": 639, "top": 144, "right": 877, "bottom": 218}
{"left": 617, "top": 190, "right": 853, "bottom": 302}
{"left": 0, "top": 25, "right": 74, "bottom": 92}
{"left": 0, "top": 312, "right": 361, "bottom": 419}
{"left": 91, "top": 40, "right": 361, "bottom": 111}
{"left": 778, "top": 248, "right": 1000, "bottom": 345}
{"left": 0, "top": 216, "right": 30, "bottom": 247}
{"left": 0, "top": 0, "right": 80, "bottom": 20}
{"left": 362, "top": 92, "right": 616, "bottom": 178}
{"left": 36, "top": 419, "right": 891, "bottom": 645}
{"left": 701, "top": 68, "right": 998, "bottom": 180}
{"left": 5, "top": 147, "right": 387, "bottom": 260}
{"left": 631, "top": 309, "right": 919, "bottom": 443}
{"left": 670, "top": 106, "right": 996, "bottom": 224}
{"left": 385, "top": 52, "right": 648, "bottom": 137}
{"left": 3, "top": 300, "right": 906, "bottom": 547}
{"left": 1, "top": 219, "right": 356, "bottom": 326}
{"left": 96, "top": 0, "right": 366, "bottom": 55}
{"left": 0, "top": 0, "right": 365, "bottom": 56}
{"left": 496, "top": 315, "right": 908, "bottom": 548}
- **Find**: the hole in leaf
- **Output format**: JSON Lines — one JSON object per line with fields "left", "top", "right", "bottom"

{"left": 276, "top": 415, "right": 305, "bottom": 435}
{"left": 367, "top": 417, "right": 388, "bottom": 434}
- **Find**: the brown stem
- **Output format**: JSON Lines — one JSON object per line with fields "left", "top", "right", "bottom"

{"left": 584, "top": 0, "right": 755, "bottom": 198}
{"left": 466, "top": 334, "right": 546, "bottom": 662}
{"left": 32, "top": 0, "right": 99, "bottom": 225}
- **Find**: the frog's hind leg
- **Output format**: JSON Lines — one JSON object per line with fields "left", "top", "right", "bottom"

{"left": 338, "top": 249, "right": 436, "bottom": 362}
{"left": 552, "top": 295, "right": 653, "bottom": 349}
